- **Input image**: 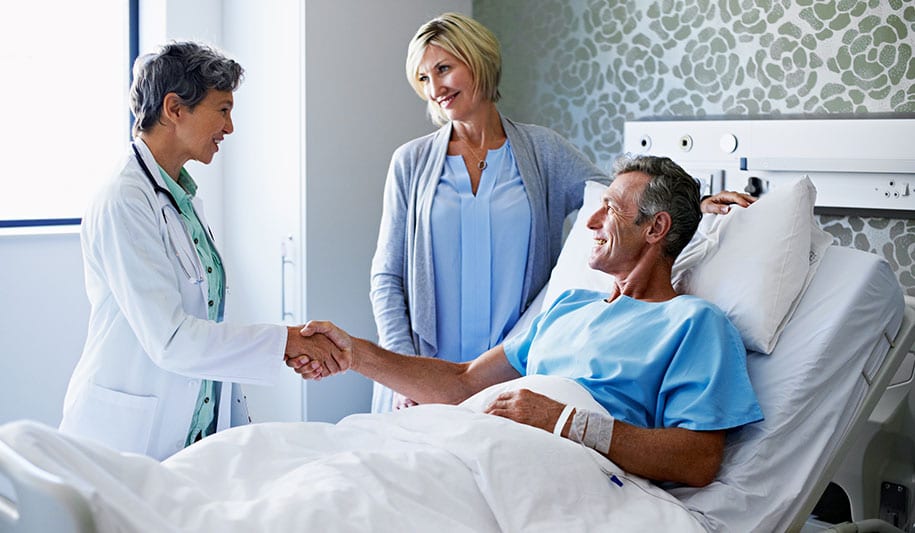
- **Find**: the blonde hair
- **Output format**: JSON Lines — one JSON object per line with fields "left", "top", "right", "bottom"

{"left": 405, "top": 12, "right": 502, "bottom": 126}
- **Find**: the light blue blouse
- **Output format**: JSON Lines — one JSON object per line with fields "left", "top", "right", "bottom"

{"left": 430, "top": 140, "right": 531, "bottom": 362}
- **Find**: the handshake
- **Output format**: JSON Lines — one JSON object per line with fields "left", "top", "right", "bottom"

{"left": 283, "top": 322, "right": 354, "bottom": 380}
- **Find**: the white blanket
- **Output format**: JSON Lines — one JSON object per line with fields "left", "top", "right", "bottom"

{"left": 0, "top": 377, "right": 703, "bottom": 532}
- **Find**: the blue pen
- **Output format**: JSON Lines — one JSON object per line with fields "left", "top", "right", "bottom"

{"left": 610, "top": 474, "right": 624, "bottom": 487}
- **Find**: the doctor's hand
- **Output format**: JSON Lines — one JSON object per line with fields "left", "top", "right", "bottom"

{"left": 285, "top": 325, "right": 343, "bottom": 379}
{"left": 286, "top": 321, "right": 355, "bottom": 379}
{"left": 700, "top": 190, "right": 756, "bottom": 215}
{"left": 484, "top": 388, "right": 565, "bottom": 434}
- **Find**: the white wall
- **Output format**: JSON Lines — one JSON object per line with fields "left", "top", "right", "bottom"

{"left": 0, "top": 231, "right": 88, "bottom": 426}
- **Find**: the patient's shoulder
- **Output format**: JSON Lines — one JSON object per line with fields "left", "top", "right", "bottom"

{"left": 668, "top": 293, "right": 723, "bottom": 311}
{"left": 666, "top": 296, "right": 745, "bottom": 348}
{"left": 665, "top": 295, "right": 735, "bottom": 325}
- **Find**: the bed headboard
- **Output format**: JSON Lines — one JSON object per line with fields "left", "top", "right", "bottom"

{"left": 623, "top": 118, "right": 915, "bottom": 218}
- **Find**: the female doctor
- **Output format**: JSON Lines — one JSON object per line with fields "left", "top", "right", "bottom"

{"left": 59, "top": 41, "right": 328, "bottom": 460}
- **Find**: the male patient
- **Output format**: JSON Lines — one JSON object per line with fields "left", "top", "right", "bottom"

{"left": 288, "top": 154, "right": 763, "bottom": 488}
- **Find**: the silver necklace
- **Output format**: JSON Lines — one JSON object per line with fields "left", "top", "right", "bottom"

{"left": 461, "top": 137, "right": 488, "bottom": 170}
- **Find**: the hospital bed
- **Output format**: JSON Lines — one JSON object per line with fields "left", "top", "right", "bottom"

{"left": 1, "top": 178, "right": 913, "bottom": 532}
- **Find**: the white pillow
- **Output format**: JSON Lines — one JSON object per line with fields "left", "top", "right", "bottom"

{"left": 539, "top": 177, "right": 831, "bottom": 355}
{"left": 672, "top": 176, "right": 831, "bottom": 353}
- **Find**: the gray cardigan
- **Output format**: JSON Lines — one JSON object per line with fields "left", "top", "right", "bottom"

{"left": 369, "top": 115, "right": 609, "bottom": 357}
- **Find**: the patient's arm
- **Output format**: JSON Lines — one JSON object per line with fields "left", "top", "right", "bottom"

{"left": 486, "top": 388, "right": 724, "bottom": 488}
{"left": 289, "top": 320, "right": 521, "bottom": 404}
{"left": 604, "top": 420, "right": 724, "bottom": 488}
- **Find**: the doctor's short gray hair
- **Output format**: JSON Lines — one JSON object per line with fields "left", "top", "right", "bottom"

{"left": 613, "top": 154, "right": 701, "bottom": 261}
{"left": 130, "top": 40, "right": 244, "bottom": 137}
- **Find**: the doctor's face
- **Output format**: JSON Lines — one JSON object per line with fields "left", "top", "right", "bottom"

{"left": 586, "top": 172, "right": 651, "bottom": 276}
{"left": 176, "top": 89, "right": 235, "bottom": 165}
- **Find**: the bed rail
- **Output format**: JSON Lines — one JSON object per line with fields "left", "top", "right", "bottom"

{"left": 0, "top": 439, "right": 95, "bottom": 533}
{"left": 789, "top": 298, "right": 915, "bottom": 533}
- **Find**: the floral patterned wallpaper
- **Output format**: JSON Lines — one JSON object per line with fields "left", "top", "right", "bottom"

{"left": 474, "top": 0, "right": 915, "bottom": 296}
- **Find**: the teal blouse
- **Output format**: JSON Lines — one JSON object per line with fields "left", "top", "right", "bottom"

{"left": 159, "top": 167, "right": 225, "bottom": 446}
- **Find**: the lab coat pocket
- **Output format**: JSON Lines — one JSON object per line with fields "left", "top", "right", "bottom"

{"left": 61, "top": 383, "right": 159, "bottom": 455}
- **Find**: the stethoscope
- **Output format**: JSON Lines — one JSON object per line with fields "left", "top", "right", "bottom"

{"left": 132, "top": 142, "right": 182, "bottom": 214}
{"left": 132, "top": 142, "right": 208, "bottom": 286}
{"left": 132, "top": 142, "right": 215, "bottom": 243}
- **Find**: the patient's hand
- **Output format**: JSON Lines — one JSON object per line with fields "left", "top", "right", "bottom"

{"left": 700, "top": 190, "right": 755, "bottom": 214}
{"left": 392, "top": 392, "right": 418, "bottom": 410}
{"left": 285, "top": 329, "right": 343, "bottom": 380}
{"left": 484, "top": 388, "right": 564, "bottom": 434}
{"left": 286, "top": 321, "right": 355, "bottom": 379}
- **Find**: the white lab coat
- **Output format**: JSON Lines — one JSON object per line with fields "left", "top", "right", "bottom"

{"left": 59, "top": 139, "right": 287, "bottom": 460}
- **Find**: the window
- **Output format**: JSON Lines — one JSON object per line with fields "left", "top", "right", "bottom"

{"left": 0, "top": 0, "right": 136, "bottom": 228}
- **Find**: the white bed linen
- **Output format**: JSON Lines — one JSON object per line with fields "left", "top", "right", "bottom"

{"left": 670, "top": 245, "right": 904, "bottom": 532}
{"left": 0, "top": 376, "right": 704, "bottom": 532}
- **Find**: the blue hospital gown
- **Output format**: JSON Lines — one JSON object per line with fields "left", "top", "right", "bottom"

{"left": 503, "top": 289, "right": 764, "bottom": 430}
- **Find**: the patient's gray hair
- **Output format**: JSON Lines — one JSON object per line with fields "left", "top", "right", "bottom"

{"left": 130, "top": 40, "right": 244, "bottom": 137}
{"left": 613, "top": 154, "right": 701, "bottom": 260}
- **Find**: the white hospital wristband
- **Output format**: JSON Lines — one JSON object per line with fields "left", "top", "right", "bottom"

{"left": 553, "top": 404, "right": 575, "bottom": 436}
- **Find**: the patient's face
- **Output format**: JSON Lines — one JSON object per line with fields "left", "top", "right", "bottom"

{"left": 586, "top": 172, "right": 650, "bottom": 275}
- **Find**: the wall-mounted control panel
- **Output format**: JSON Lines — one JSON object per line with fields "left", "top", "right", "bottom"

{"left": 623, "top": 118, "right": 915, "bottom": 217}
